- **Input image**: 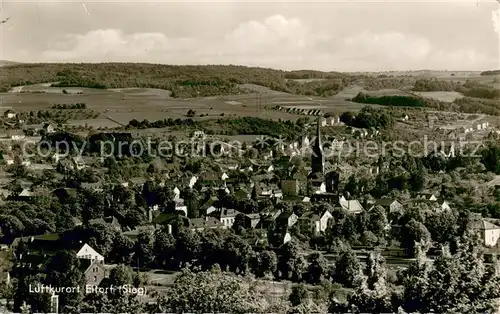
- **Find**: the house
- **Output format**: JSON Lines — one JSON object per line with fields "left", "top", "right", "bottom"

{"left": 3, "top": 155, "right": 14, "bottom": 165}
{"left": 474, "top": 220, "right": 500, "bottom": 247}
{"left": 276, "top": 212, "right": 298, "bottom": 228}
{"left": 243, "top": 213, "right": 261, "bottom": 228}
{"left": 62, "top": 215, "right": 79, "bottom": 228}
{"left": 42, "top": 122, "right": 55, "bottom": 134}
{"left": 76, "top": 243, "right": 105, "bottom": 262}
{"left": 7, "top": 188, "right": 34, "bottom": 202}
{"left": 187, "top": 217, "right": 225, "bottom": 232}
{"left": 213, "top": 208, "right": 240, "bottom": 228}
{"left": 3, "top": 110, "right": 16, "bottom": 119}
{"left": 311, "top": 180, "right": 326, "bottom": 194}
{"left": 437, "top": 199, "right": 451, "bottom": 211}
{"left": 321, "top": 116, "right": 341, "bottom": 126}
{"left": 317, "top": 210, "right": 333, "bottom": 233}
{"left": 173, "top": 187, "right": 181, "bottom": 200}
{"left": 89, "top": 216, "right": 122, "bottom": 232}
{"left": 298, "top": 209, "right": 332, "bottom": 234}
{"left": 80, "top": 258, "right": 106, "bottom": 287}
{"left": 372, "top": 199, "right": 403, "bottom": 214}
{"left": 174, "top": 199, "right": 188, "bottom": 216}
{"left": 188, "top": 176, "right": 198, "bottom": 189}
{"left": 7, "top": 129, "right": 25, "bottom": 141}
{"left": 52, "top": 153, "right": 66, "bottom": 164}
{"left": 416, "top": 192, "right": 438, "bottom": 201}
{"left": 339, "top": 196, "right": 364, "bottom": 214}
{"left": 71, "top": 156, "right": 86, "bottom": 170}
{"left": 270, "top": 230, "right": 292, "bottom": 246}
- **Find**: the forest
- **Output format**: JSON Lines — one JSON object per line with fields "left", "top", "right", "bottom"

{"left": 0, "top": 63, "right": 351, "bottom": 98}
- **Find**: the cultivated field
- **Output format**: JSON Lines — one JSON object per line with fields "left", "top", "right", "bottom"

{"left": 1, "top": 70, "right": 498, "bottom": 130}
{"left": 412, "top": 91, "right": 464, "bottom": 103}
{"left": 0, "top": 83, "right": 371, "bottom": 129}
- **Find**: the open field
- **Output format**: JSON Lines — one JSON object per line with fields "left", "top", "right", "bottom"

{"left": 413, "top": 91, "right": 464, "bottom": 103}
{"left": 1, "top": 70, "right": 498, "bottom": 131}
{"left": 0, "top": 83, "right": 377, "bottom": 129}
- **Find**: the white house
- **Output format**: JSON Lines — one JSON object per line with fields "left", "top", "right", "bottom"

{"left": 175, "top": 200, "right": 188, "bottom": 216}
{"left": 7, "top": 130, "right": 25, "bottom": 141}
{"left": 317, "top": 210, "right": 333, "bottom": 233}
{"left": 312, "top": 181, "right": 327, "bottom": 194}
{"left": 3, "top": 155, "right": 14, "bottom": 165}
{"left": 221, "top": 172, "right": 229, "bottom": 181}
{"left": 76, "top": 243, "right": 105, "bottom": 262}
{"left": 215, "top": 208, "right": 240, "bottom": 228}
{"left": 173, "top": 187, "right": 181, "bottom": 201}
{"left": 3, "top": 110, "right": 16, "bottom": 119}
{"left": 476, "top": 220, "right": 500, "bottom": 247}
{"left": 72, "top": 156, "right": 86, "bottom": 170}
{"left": 188, "top": 176, "right": 198, "bottom": 189}
{"left": 283, "top": 232, "right": 292, "bottom": 244}
{"left": 52, "top": 153, "right": 66, "bottom": 164}
{"left": 339, "top": 196, "right": 364, "bottom": 214}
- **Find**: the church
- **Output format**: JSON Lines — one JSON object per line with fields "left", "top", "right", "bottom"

{"left": 308, "top": 117, "right": 341, "bottom": 195}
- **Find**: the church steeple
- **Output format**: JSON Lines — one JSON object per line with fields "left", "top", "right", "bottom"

{"left": 311, "top": 117, "right": 325, "bottom": 174}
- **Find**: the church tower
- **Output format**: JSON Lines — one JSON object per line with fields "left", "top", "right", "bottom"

{"left": 311, "top": 117, "right": 325, "bottom": 174}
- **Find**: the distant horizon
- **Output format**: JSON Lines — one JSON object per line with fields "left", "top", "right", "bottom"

{"left": 0, "top": 60, "right": 496, "bottom": 74}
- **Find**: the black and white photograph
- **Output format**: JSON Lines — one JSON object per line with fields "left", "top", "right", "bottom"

{"left": 0, "top": 0, "right": 500, "bottom": 313}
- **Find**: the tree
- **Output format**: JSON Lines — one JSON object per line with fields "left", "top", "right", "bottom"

{"left": 400, "top": 219, "right": 431, "bottom": 257}
{"left": 340, "top": 111, "right": 355, "bottom": 125}
{"left": 251, "top": 250, "right": 278, "bottom": 278}
{"left": 400, "top": 230, "right": 500, "bottom": 313}
{"left": 153, "top": 229, "right": 176, "bottom": 268}
{"left": 108, "top": 264, "right": 134, "bottom": 286}
{"left": 232, "top": 214, "right": 247, "bottom": 235}
{"left": 331, "top": 252, "right": 393, "bottom": 313}
{"left": 44, "top": 250, "right": 85, "bottom": 312}
{"left": 306, "top": 252, "right": 328, "bottom": 284}
{"left": 289, "top": 284, "right": 309, "bottom": 307}
{"left": 334, "top": 247, "right": 363, "bottom": 288}
{"left": 368, "top": 205, "right": 388, "bottom": 238}
{"left": 134, "top": 231, "right": 154, "bottom": 268}
{"left": 186, "top": 109, "right": 196, "bottom": 117}
{"left": 159, "top": 265, "right": 279, "bottom": 313}
{"left": 278, "top": 241, "right": 306, "bottom": 281}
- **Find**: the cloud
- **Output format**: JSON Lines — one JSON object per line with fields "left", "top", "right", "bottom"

{"left": 38, "top": 15, "right": 496, "bottom": 71}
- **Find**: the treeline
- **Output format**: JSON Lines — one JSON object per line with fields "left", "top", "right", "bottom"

{"left": 362, "top": 77, "right": 416, "bottom": 91}
{"left": 127, "top": 118, "right": 198, "bottom": 129}
{"left": 0, "top": 63, "right": 361, "bottom": 98}
{"left": 284, "top": 70, "right": 342, "bottom": 79}
{"left": 481, "top": 70, "right": 500, "bottom": 76}
{"left": 51, "top": 103, "right": 87, "bottom": 109}
{"left": 0, "top": 63, "right": 332, "bottom": 97}
{"left": 413, "top": 78, "right": 500, "bottom": 100}
{"left": 286, "top": 77, "right": 351, "bottom": 97}
{"left": 351, "top": 92, "right": 428, "bottom": 107}
{"left": 340, "top": 106, "right": 394, "bottom": 129}
{"left": 413, "top": 78, "right": 459, "bottom": 92}
{"left": 215, "top": 116, "right": 302, "bottom": 138}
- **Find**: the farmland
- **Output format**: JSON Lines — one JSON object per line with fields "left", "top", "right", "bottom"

{"left": 0, "top": 64, "right": 498, "bottom": 133}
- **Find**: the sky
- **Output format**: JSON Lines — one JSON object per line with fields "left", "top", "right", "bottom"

{"left": 0, "top": 0, "right": 499, "bottom": 72}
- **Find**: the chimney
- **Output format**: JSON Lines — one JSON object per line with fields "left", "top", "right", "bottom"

{"left": 167, "top": 224, "right": 172, "bottom": 234}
